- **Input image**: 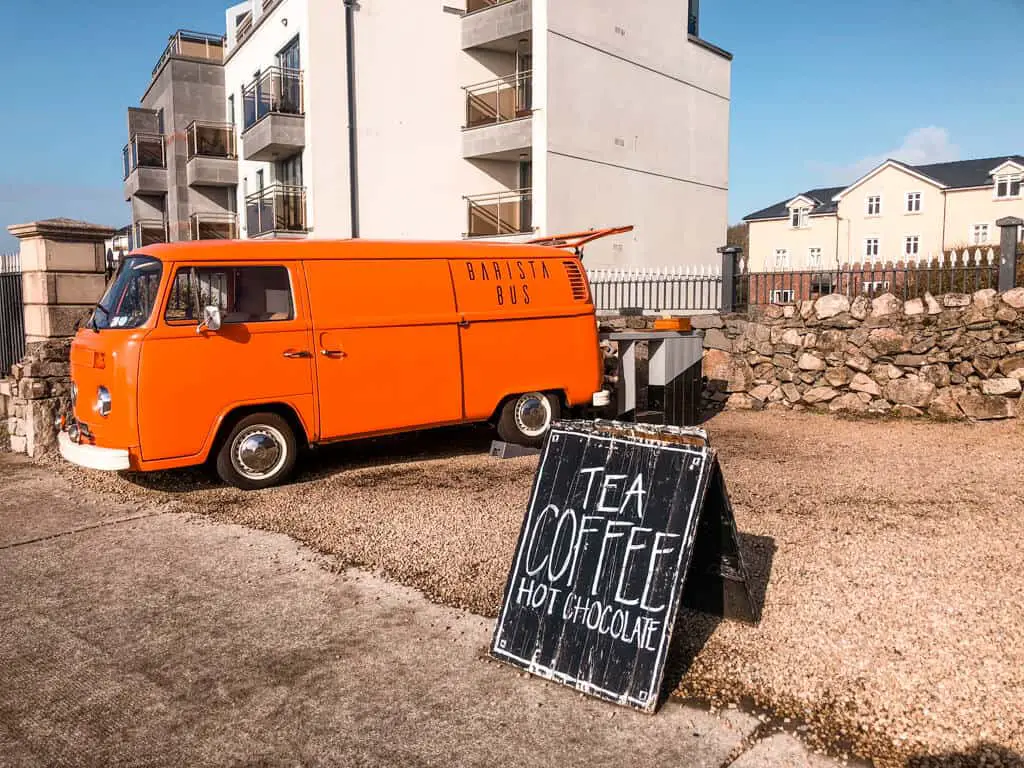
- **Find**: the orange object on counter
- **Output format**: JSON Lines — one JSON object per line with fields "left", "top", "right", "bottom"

{"left": 652, "top": 316, "right": 692, "bottom": 331}
{"left": 59, "top": 239, "right": 612, "bottom": 489}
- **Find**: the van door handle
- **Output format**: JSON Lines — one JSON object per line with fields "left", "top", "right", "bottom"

{"left": 321, "top": 349, "right": 347, "bottom": 359}
{"left": 283, "top": 350, "right": 312, "bottom": 359}
{"left": 458, "top": 319, "right": 470, "bottom": 329}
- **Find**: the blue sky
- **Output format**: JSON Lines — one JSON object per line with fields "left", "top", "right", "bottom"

{"left": 0, "top": 0, "right": 1022, "bottom": 252}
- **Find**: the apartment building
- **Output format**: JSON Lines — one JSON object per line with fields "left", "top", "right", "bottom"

{"left": 122, "top": 0, "right": 732, "bottom": 268}
{"left": 744, "top": 156, "right": 1024, "bottom": 271}
{"left": 122, "top": 30, "right": 239, "bottom": 248}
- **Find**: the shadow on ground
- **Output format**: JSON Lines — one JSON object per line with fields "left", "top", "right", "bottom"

{"left": 658, "top": 532, "right": 777, "bottom": 703}
{"left": 907, "top": 744, "right": 1024, "bottom": 767}
{"left": 115, "top": 424, "right": 499, "bottom": 493}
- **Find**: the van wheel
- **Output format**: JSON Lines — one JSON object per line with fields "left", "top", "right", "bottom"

{"left": 497, "top": 392, "right": 560, "bottom": 448}
{"left": 216, "top": 413, "right": 297, "bottom": 490}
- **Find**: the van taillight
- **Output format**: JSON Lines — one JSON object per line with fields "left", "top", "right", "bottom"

{"left": 563, "top": 261, "right": 589, "bottom": 302}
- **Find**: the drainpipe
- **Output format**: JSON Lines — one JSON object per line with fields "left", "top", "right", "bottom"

{"left": 344, "top": 0, "right": 360, "bottom": 238}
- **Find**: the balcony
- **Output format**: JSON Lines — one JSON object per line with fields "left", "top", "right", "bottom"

{"left": 130, "top": 219, "right": 169, "bottom": 249}
{"left": 190, "top": 212, "right": 239, "bottom": 240}
{"left": 241, "top": 67, "right": 305, "bottom": 162}
{"left": 465, "top": 188, "right": 533, "bottom": 238}
{"left": 245, "top": 185, "right": 307, "bottom": 238}
{"left": 185, "top": 121, "right": 239, "bottom": 187}
{"left": 463, "top": 0, "right": 531, "bottom": 50}
{"left": 152, "top": 30, "right": 225, "bottom": 77}
{"left": 122, "top": 133, "right": 168, "bottom": 199}
{"left": 463, "top": 71, "right": 533, "bottom": 159}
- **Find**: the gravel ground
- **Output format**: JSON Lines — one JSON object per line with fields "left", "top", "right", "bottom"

{"left": 55, "top": 413, "right": 1024, "bottom": 767}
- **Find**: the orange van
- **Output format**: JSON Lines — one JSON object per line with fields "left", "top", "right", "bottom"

{"left": 58, "top": 231, "right": 624, "bottom": 489}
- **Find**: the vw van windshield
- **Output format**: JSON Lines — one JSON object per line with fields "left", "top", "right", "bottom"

{"left": 91, "top": 255, "right": 163, "bottom": 330}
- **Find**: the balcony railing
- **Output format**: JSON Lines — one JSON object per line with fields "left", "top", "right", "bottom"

{"left": 130, "top": 219, "right": 169, "bottom": 249}
{"left": 242, "top": 67, "right": 304, "bottom": 131}
{"left": 465, "top": 188, "right": 533, "bottom": 238}
{"left": 464, "top": 71, "right": 532, "bottom": 128}
{"left": 186, "top": 121, "right": 237, "bottom": 160}
{"left": 122, "top": 133, "right": 166, "bottom": 179}
{"left": 190, "top": 212, "right": 239, "bottom": 240}
{"left": 152, "top": 30, "right": 225, "bottom": 77}
{"left": 466, "top": 0, "right": 517, "bottom": 12}
{"left": 235, "top": 13, "right": 254, "bottom": 45}
{"left": 245, "top": 185, "right": 307, "bottom": 237}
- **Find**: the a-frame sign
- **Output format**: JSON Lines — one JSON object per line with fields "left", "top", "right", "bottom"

{"left": 489, "top": 420, "right": 756, "bottom": 713}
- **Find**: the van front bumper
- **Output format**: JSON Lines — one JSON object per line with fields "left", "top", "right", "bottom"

{"left": 58, "top": 431, "right": 131, "bottom": 471}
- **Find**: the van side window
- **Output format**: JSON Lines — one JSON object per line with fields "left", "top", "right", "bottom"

{"left": 164, "top": 266, "right": 295, "bottom": 324}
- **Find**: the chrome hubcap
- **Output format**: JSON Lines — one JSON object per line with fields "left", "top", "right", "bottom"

{"left": 232, "top": 426, "right": 287, "bottom": 480}
{"left": 514, "top": 394, "right": 551, "bottom": 438}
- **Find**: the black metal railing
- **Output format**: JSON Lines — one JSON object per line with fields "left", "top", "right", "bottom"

{"left": 1, "top": 252, "right": 25, "bottom": 375}
{"left": 245, "top": 185, "right": 306, "bottom": 236}
{"left": 242, "top": 67, "right": 304, "bottom": 130}
{"left": 190, "top": 212, "right": 239, "bottom": 240}
{"left": 122, "top": 133, "right": 166, "bottom": 179}
{"left": 586, "top": 266, "right": 722, "bottom": 313}
{"left": 731, "top": 249, "right": 1004, "bottom": 310}
{"left": 186, "top": 121, "right": 237, "bottom": 160}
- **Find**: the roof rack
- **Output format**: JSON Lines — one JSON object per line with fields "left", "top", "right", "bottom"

{"left": 528, "top": 226, "right": 634, "bottom": 258}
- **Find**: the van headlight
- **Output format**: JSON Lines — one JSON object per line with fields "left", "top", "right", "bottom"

{"left": 94, "top": 386, "right": 111, "bottom": 417}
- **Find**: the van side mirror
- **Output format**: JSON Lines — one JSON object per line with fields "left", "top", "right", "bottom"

{"left": 197, "top": 305, "right": 222, "bottom": 334}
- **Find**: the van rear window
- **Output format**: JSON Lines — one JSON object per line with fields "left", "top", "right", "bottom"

{"left": 165, "top": 266, "right": 294, "bottom": 324}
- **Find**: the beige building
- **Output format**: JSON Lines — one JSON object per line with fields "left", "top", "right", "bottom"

{"left": 122, "top": 0, "right": 732, "bottom": 268}
{"left": 744, "top": 156, "right": 1024, "bottom": 271}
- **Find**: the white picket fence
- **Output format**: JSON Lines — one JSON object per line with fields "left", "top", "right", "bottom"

{"left": 0, "top": 251, "right": 19, "bottom": 274}
{"left": 585, "top": 265, "right": 722, "bottom": 313}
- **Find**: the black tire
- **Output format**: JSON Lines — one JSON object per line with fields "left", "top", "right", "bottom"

{"left": 215, "top": 412, "right": 298, "bottom": 490}
{"left": 497, "top": 392, "right": 561, "bottom": 448}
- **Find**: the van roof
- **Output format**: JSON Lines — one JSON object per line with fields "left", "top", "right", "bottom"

{"left": 135, "top": 239, "right": 577, "bottom": 263}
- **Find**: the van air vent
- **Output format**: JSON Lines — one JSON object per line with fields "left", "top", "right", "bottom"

{"left": 563, "top": 260, "right": 589, "bottom": 302}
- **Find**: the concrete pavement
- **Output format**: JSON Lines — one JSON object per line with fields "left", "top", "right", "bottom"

{"left": 0, "top": 454, "right": 844, "bottom": 767}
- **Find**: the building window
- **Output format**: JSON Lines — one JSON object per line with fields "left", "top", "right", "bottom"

{"left": 866, "top": 195, "right": 881, "bottom": 216}
{"left": 790, "top": 208, "right": 808, "bottom": 228}
{"left": 995, "top": 173, "right": 1023, "bottom": 199}
{"left": 770, "top": 289, "right": 795, "bottom": 304}
{"left": 774, "top": 249, "right": 790, "bottom": 269}
{"left": 972, "top": 224, "right": 990, "bottom": 245}
{"left": 905, "top": 236, "right": 920, "bottom": 257}
{"left": 864, "top": 238, "right": 879, "bottom": 259}
{"left": 808, "top": 247, "right": 822, "bottom": 268}
{"left": 906, "top": 192, "right": 922, "bottom": 213}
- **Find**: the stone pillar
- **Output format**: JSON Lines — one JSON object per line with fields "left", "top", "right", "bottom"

{"left": 3, "top": 218, "right": 114, "bottom": 457}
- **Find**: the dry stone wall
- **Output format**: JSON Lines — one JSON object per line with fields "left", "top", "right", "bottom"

{"left": 1, "top": 340, "right": 73, "bottom": 456}
{"left": 702, "top": 288, "right": 1024, "bottom": 420}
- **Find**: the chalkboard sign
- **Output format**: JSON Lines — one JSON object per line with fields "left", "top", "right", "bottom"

{"left": 489, "top": 420, "right": 754, "bottom": 713}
